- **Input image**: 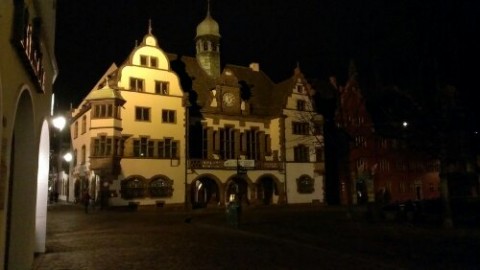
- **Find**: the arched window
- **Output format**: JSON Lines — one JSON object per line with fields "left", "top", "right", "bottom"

{"left": 296, "top": 175, "right": 314, "bottom": 194}
{"left": 149, "top": 177, "right": 173, "bottom": 198}
{"left": 121, "top": 178, "right": 146, "bottom": 199}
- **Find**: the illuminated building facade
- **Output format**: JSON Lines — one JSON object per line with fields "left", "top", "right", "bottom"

{"left": 69, "top": 8, "right": 325, "bottom": 208}
{"left": 0, "top": 0, "right": 57, "bottom": 268}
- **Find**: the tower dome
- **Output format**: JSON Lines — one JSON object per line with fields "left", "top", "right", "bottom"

{"left": 195, "top": 7, "right": 220, "bottom": 38}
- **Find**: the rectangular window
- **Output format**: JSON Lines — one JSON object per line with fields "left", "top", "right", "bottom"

{"left": 140, "top": 55, "right": 148, "bottom": 66}
{"left": 81, "top": 145, "right": 86, "bottom": 164}
{"left": 158, "top": 138, "right": 178, "bottom": 158}
{"left": 130, "top": 77, "right": 144, "bottom": 92}
{"left": 93, "top": 136, "right": 113, "bottom": 156}
{"left": 162, "top": 110, "right": 175, "bottom": 123}
{"left": 81, "top": 116, "right": 86, "bottom": 134}
{"left": 297, "top": 100, "right": 306, "bottom": 111}
{"left": 292, "top": 122, "right": 309, "bottom": 135}
{"left": 294, "top": 145, "right": 309, "bottom": 162}
{"left": 150, "top": 57, "right": 158, "bottom": 67}
{"left": 245, "top": 129, "right": 259, "bottom": 160}
{"left": 155, "top": 81, "right": 169, "bottom": 95}
{"left": 202, "top": 127, "right": 209, "bottom": 159}
{"left": 296, "top": 84, "right": 304, "bottom": 93}
{"left": 74, "top": 122, "right": 78, "bottom": 138}
{"left": 219, "top": 127, "right": 235, "bottom": 159}
{"left": 93, "top": 104, "right": 113, "bottom": 118}
{"left": 135, "top": 107, "right": 150, "bottom": 121}
{"left": 315, "top": 147, "right": 324, "bottom": 162}
{"left": 133, "top": 137, "right": 151, "bottom": 157}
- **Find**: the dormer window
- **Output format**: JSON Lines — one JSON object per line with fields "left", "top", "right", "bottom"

{"left": 150, "top": 57, "right": 158, "bottom": 67}
{"left": 296, "top": 84, "right": 304, "bottom": 93}
{"left": 140, "top": 55, "right": 148, "bottom": 66}
{"left": 140, "top": 55, "right": 158, "bottom": 68}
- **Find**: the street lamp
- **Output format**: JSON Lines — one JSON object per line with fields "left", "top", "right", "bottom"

{"left": 63, "top": 152, "right": 72, "bottom": 162}
{"left": 51, "top": 115, "right": 67, "bottom": 203}
{"left": 52, "top": 115, "right": 66, "bottom": 131}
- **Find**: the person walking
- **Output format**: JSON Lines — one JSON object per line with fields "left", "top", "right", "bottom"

{"left": 82, "top": 190, "right": 91, "bottom": 214}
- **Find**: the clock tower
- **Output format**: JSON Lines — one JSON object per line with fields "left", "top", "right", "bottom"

{"left": 195, "top": 1, "right": 221, "bottom": 79}
{"left": 218, "top": 68, "right": 241, "bottom": 113}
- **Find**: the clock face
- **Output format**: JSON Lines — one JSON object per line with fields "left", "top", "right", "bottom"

{"left": 223, "top": 93, "right": 235, "bottom": 107}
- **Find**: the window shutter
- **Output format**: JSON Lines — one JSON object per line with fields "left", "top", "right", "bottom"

{"left": 258, "top": 132, "right": 265, "bottom": 160}
{"left": 265, "top": 134, "right": 272, "bottom": 156}
{"left": 124, "top": 138, "right": 134, "bottom": 157}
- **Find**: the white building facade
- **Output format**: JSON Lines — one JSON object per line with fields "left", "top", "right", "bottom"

{"left": 69, "top": 8, "right": 325, "bottom": 209}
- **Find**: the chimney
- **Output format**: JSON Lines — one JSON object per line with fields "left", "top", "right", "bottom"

{"left": 249, "top": 62, "right": 260, "bottom": 72}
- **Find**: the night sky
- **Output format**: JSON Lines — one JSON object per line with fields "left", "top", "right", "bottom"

{"left": 54, "top": 0, "right": 479, "bottom": 127}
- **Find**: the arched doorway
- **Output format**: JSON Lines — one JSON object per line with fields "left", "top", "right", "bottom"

{"left": 226, "top": 177, "right": 249, "bottom": 205}
{"left": 190, "top": 177, "right": 220, "bottom": 208}
{"left": 5, "top": 91, "right": 38, "bottom": 269}
{"left": 257, "top": 176, "right": 277, "bottom": 205}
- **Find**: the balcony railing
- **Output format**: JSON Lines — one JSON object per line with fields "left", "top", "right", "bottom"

{"left": 189, "top": 159, "right": 283, "bottom": 170}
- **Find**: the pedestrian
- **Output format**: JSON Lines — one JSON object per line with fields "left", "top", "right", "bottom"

{"left": 82, "top": 190, "right": 91, "bottom": 214}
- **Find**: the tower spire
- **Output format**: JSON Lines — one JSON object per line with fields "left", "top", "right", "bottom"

{"left": 207, "top": 0, "right": 211, "bottom": 17}
{"left": 148, "top": 19, "right": 152, "bottom": 34}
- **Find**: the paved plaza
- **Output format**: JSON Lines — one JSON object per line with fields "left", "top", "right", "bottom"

{"left": 33, "top": 203, "right": 480, "bottom": 270}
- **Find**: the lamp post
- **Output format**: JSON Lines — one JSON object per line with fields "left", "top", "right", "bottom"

{"left": 51, "top": 115, "right": 66, "bottom": 203}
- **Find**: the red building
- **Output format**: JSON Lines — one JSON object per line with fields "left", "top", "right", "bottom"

{"left": 333, "top": 70, "right": 440, "bottom": 205}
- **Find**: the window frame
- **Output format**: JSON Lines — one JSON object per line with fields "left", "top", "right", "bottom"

{"left": 135, "top": 107, "right": 151, "bottom": 122}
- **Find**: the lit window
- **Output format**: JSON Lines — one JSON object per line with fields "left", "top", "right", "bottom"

{"left": 135, "top": 107, "right": 150, "bottom": 121}
{"left": 155, "top": 81, "right": 169, "bottom": 95}
{"left": 130, "top": 78, "right": 144, "bottom": 92}
{"left": 161, "top": 110, "right": 175, "bottom": 123}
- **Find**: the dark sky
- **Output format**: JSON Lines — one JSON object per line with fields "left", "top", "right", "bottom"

{"left": 54, "top": 0, "right": 479, "bottom": 126}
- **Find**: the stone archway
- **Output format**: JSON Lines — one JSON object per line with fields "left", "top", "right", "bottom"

{"left": 190, "top": 176, "right": 221, "bottom": 209}
{"left": 256, "top": 174, "right": 282, "bottom": 205}
{"left": 257, "top": 177, "right": 275, "bottom": 205}
{"left": 5, "top": 90, "right": 38, "bottom": 269}
{"left": 225, "top": 175, "right": 251, "bottom": 206}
